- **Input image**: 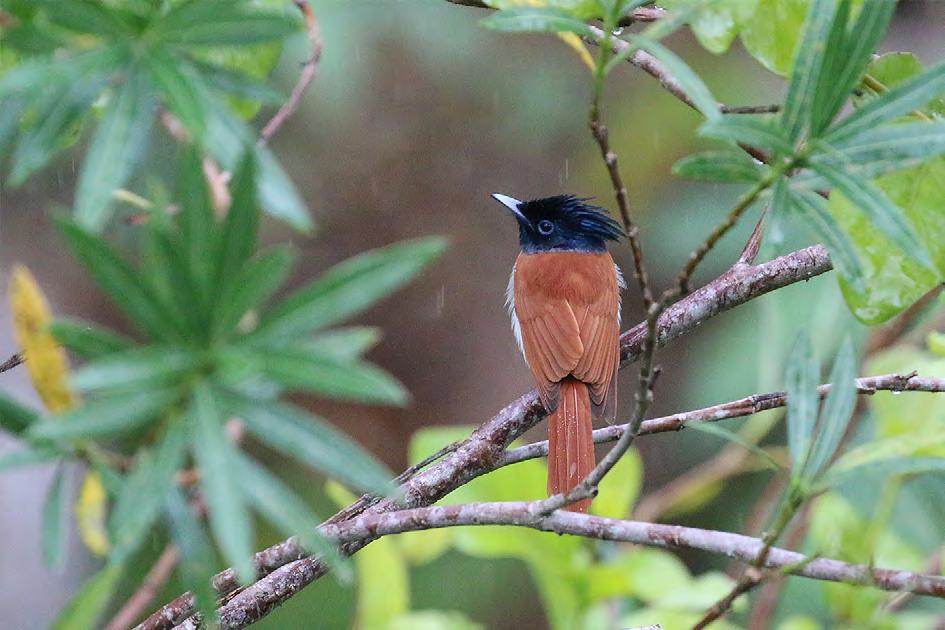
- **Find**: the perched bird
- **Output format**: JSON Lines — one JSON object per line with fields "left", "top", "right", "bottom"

{"left": 493, "top": 193, "right": 625, "bottom": 512}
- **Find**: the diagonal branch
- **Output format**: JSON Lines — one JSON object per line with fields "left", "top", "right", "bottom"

{"left": 137, "top": 244, "right": 834, "bottom": 630}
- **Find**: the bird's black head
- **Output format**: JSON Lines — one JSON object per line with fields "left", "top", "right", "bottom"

{"left": 492, "top": 193, "right": 625, "bottom": 254}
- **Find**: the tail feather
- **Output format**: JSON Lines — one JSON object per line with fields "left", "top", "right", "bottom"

{"left": 548, "top": 377, "right": 595, "bottom": 512}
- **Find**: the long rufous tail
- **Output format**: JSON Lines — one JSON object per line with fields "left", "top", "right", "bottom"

{"left": 548, "top": 377, "right": 595, "bottom": 513}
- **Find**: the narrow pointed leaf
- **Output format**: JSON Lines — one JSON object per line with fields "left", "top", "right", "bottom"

{"left": 303, "top": 327, "right": 382, "bottom": 363}
{"left": 787, "top": 187, "right": 864, "bottom": 291}
{"left": 0, "top": 393, "right": 39, "bottom": 435}
{"left": 785, "top": 333, "right": 818, "bottom": 471}
{"left": 815, "top": 0, "right": 895, "bottom": 133}
{"left": 33, "top": 0, "right": 135, "bottom": 37}
{"left": 212, "top": 246, "right": 294, "bottom": 340}
{"left": 74, "top": 67, "right": 154, "bottom": 231}
{"left": 164, "top": 488, "right": 219, "bottom": 624}
{"left": 72, "top": 347, "right": 196, "bottom": 392}
{"left": 699, "top": 116, "right": 794, "bottom": 155}
{"left": 690, "top": 422, "right": 781, "bottom": 470}
{"left": 49, "top": 564, "right": 124, "bottom": 630}
{"left": 480, "top": 8, "right": 595, "bottom": 36}
{"left": 220, "top": 389, "right": 394, "bottom": 495}
{"left": 146, "top": 50, "right": 210, "bottom": 141}
{"left": 158, "top": 12, "right": 299, "bottom": 45}
{"left": 254, "top": 237, "right": 447, "bottom": 341}
{"left": 50, "top": 319, "right": 134, "bottom": 359}
{"left": 191, "top": 385, "right": 255, "bottom": 583}
{"left": 826, "top": 61, "right": 945, "bottom": 144}
{"left": 42, "top": 464, "right": 69, "bottom": 569}
{"left": 0, "top": 445, "right": 63, "bottom": 472}
{"left": 673, "top": 150, "right": 768, "bottom": 183}
{"left": 214, "top": 153, "right": 260, "bottom": 290}
{"left": 815, "top": 121, "right": 945, "bottom": 178}
{"left": 811, "top": 157, "right": 933, "bottom": 269}
{"left": 631, "top": 35, "right": 719, "bottom": 121}
{"left": 804, "top": 336, "right": 857, "bottom": 480}
{"left": 109, "top": 418, "right": 188, "bottom": 564}
{"left": 236, "top": 453, "right": 350, "bottom": 579}
{"left": 259, "top": 349, "right": 408, "bottom": 406}
{"left": 29, "top": 389, "right": 178, "bottom": 441}
{"left": 780, "top": 0, "right": 836, "bottom": 140}
{"left": 56, "top": 220, "right": 183, "bottom": 341}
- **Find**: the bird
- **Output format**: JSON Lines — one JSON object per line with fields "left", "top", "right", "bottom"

{"left": 492, "top": 193, "right": 625, "bottom": 512}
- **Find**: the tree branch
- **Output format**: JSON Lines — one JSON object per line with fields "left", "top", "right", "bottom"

{"left": 257, "top": 0, "right": 322, "bottom": 147}
{"left": 137, "top": 244, "right": 834, "bottom": 630}
{"left": 496, "top": 372, "right": 945, "bottom": 468}
{"left": 0, "top": 353, "right": 23, "bottom": 374}
{"left": 105, "top": 545, "right": 180, "bottom": 630}
{"left": 212, "top": 501, "right": 945, "bottom": 630}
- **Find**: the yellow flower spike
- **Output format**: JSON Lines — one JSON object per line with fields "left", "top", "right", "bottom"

{"left": 8, "top": 265, "right": 77, "bottom": 413}
{"left": 75, "top": 470, "right": 110, "bottom": 556}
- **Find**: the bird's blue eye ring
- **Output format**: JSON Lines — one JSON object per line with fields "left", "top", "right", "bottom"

{"left": 537, "top": 220, "right": 554, "bottom": 235}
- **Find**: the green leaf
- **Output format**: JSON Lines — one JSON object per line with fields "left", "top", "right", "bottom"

{"left": 221, "top": 389, "right": 394, "bottom": 495}
{"left": 190, "top": 59, "right": 285, "bottom": 106}
{"left": 258, "top": 349, "right": 409, "bottom": 406}
{"left": 0, "top": 47, "right": 124, "bottom": 98}
{"left": 699, "top": 116, "right": 794, "bottom": 155}
{"left": 822, "top": 457, "right": 945, "bottom": 491}
{"left": 826, "top": 60, "right": 945, "bottom": 144}
{"left": 29, "top": 388, "right": 179, "bottom": 440}
{"left": 164, "top": 488, "right": 219, "bottom": 624}
{"left": 236, "top": 453, "right": 350, "bottom": 579}
{"left": 254, "top": 237, "right": 447, "bottom": 341}
{"left": 673, "top": 150, "right": 768, "bottom": 183}
{"left": 785, "top": 332, "right": 818, "bottom": 471}
{"left": 786, "top": 186, "right": 864, "bottom": 291}
{"left": 191, "top": 384, "right": 255, "bottom": 583}
{"left": 56, "top": 220, "right": 183, "bottom": 341}
{"left": 861, "top": 52, "right": 945, "bottom": 116}
{"left": 212, "top": 247, "right": 295, "bottom": 340}
{"left": 74, "top": 66, "right": 154, "bottom": 231}
{"left": 213, "top": 152, "right": 260, "bottom": 292}
{"left": 829, "top": 159, "right": 945, "bottom": 324}
{"left": 303, "top": 327, "right": 382, "bottom": 363}
{"left": 813, "top": 0, "right": 895, "bottom": 134}
{"left": 108, "top": 418, "right": 188, "bottom": 563}
{"left": 71, "top": 347, "right": 196, "bottom": 392}
{"left": 157, "top": 9, "right": 299, "bottom": 45}
{"left": 631, "top": 35, "right": 720, "bottom": 121}
{"left": 50, "top": 318, "right": 134, "bottom": 359}
{"left": 177, "top": 147, "right": 215, "bottom": 296}
{"left": 0, "top": 393, "right": 39, "bottom": 435}
{"left": 34, "top": 0, "right": 135, "bottom": 37}
{"left": 690, "top": 422, "right": 781, "bottom": 470}
{"left": 42, "top": 464, "right": 69, "bottom": 570}
{"left": 145, "top": 49, "right": 210, "bottom": 141}
{"left": 804, "top": 336, "right": 856, "bottom": 480}
{"left": 0, "top": 445, "right": 63, "bottom": 471}
{"left": 814, "top": 121, "right": 945, "bottom": 179}
{"left": 779, "top": 0, "right": 836, "bottom": 140}
{"left": 660, "top": 0, "right": 758, "bottom": 54}
{"left": 480, "top": 7, "right": 595, "bottom": 36}
{"left": 49, "top": 564, "right": 124, "bottom": 630}
{"left": 811, "top": 156, "right": 932, "bottom": 269}
{"left": 9, "top": 79, "right": 103, "bottom": 185}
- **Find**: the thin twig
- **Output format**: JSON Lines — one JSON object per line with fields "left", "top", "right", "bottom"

{"left": 105, "top": 545, "right": 180, "bottom": 630}
{"left": 258, "top": 0, "right": 321, "bottom": 146}
{"left": 720, "top": 104, "right": 782, "bottom": 114}
{"left": 0, "top": 353, "right": 23, "bottom": 374}
{"left": 136, "top": 245, "right": 836, "bottom": 630}
{"left": 497, "top": 373, "right": 945, "bottom": 469}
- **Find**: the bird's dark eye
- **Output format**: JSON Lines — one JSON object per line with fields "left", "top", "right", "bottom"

{"left": 537, "top": 220, "right": 555, "bottom": 235}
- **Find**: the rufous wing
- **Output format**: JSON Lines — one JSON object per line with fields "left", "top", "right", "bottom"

{"left": 513, "top": 251, "right": 620, "bottom": 415}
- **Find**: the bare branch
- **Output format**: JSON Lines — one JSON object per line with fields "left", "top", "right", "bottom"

{"left": 258, "top": 1, "right": 322, "bottom": 146}
{"left": 211, "top": 501, "right": 945, "bottom": 630}
{"left": 105, "top": 545, "right": 180, "bottom": 630}
{"left": 497, "top": 373, "right": 945, "bottom": 468}
{"left": 0, "top": 353, "right": 23, "bottom": 374}
{"left": 720, "top": 104, "right": 782, "bottom": 114}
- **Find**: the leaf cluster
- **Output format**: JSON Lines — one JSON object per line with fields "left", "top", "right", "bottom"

{"left": 0, "top": 153, "right": 446, "bottom": 615}
{"left": 0, "top": 0, "right": 311, "bottom": 231}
